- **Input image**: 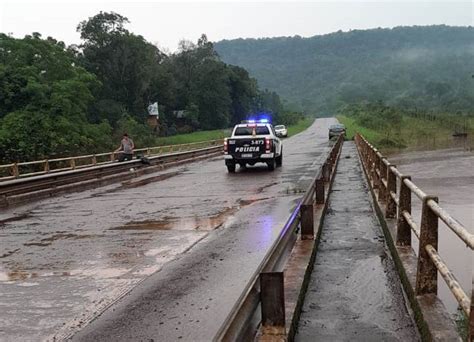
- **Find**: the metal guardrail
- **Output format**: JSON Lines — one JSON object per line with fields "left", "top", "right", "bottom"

{"left": 0, "top": 140, "right": 223, "bottom": 181}
{"left": 215, "top": 134, "right": 344, "bottom": 341}
{"left": 0, "top": 144, "right": 223, "bottom": 208}
{"left": 355, "top": 133, "right": 474, "bottom": 340}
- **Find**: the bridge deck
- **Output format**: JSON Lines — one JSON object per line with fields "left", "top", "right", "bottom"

{"left": 296, "top": 142, "right": 419, "bottom": 341}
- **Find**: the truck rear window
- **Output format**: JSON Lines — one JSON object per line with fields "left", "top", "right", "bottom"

{"left": 234, "top": 126, "right": 270, "bottom": 136}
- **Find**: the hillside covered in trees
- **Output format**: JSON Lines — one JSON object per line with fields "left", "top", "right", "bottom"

{"left": 215, "top": 26, "right": 474, "bottom": 115}
{"left": 0, "top": 12, "right": 290, "bottom": 162}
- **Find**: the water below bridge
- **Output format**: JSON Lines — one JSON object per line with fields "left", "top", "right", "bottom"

{"left": 389, "top": 145, "right": 473, "bottom": 314}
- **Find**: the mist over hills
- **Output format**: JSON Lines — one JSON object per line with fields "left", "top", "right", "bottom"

{"left": 214, "top": 26, "right": 474, "bottom": 115}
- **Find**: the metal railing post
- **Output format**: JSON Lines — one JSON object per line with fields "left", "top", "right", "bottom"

{"left": 376, "top": 153, "right": 383, "bottom": 191}
{"left": 371, "top": 150, "right": 378, "bottom": 188}
{"left": 44, "top": 160, "right": 50, "bottom": 173}
{"left": 396, "top": 176, "right": 412, "bottom": 246}
{"left": 12, "top": 163, "right": 19, "bottom": 178}
{"left": 70, "top": 159, "right": 76, "bottom": 170}
{"left": 315, "top": 177, "right": 325, "bottom": 204}
{"left": 92, "top": 155, "right": 97, "bottom": 166}
{"left": 415, "top": 195, "right": 439, "bottom": 295}
{"left": 385, "top": 164, "right": 397, "bottom": 218}
{"left": 260, "top": 272, "right": 286, "bottom": 336}
{"left": 323, "top": 162, "right": 330, "bottom": 182}
{"left": 364, "top": 142, "right": 370, "bottom": 169}
{"left": 379, "top": 157, "right": 387, "bottom": 202}
{"left": 301, "top": 204, "right": 314, "bottom": 240}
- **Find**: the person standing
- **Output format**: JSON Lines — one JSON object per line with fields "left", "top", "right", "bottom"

{"left": 115, "top": 133, "right": 135, "bottom": 161}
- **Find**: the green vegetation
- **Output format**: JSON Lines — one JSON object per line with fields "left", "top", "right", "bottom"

{"left": 155, "top": 129, "right": 230, "bottom": 146}
{"left": 3, "top": 21, "right": 473, "bottom": 162}
{"left": 287, "top": 117, "right": 314, "bottom": 137}
{"left": 338, "top": 103, "right": 474, "bottom": 150}
{"left": 156, "top": 116, "right": 313, "bottom": 146}
{"left": 215, "top": 26, "right": 474, "bottom": 116}
{"left": 337, "top": 116, "right": 381, "bottom": 142}
{"left": 0, "top": 11, "right": 302, "bottom": 163}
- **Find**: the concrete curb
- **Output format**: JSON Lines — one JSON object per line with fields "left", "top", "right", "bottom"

{"left": 285, "top": 141, "right": 344, "bottom": 342}
{"left": 354, "top": 143, "right": 461, "bottom": 342}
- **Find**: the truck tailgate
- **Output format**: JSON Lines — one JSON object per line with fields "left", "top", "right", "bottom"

{"left": 228, "top": 138, "right": 266, "bottom": 158}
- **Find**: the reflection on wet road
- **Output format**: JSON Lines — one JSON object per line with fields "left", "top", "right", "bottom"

{"left": 0, "top": 118, "right": 336, "bottom": 341}
{"left": 389, "top": 147, "right": 473, "bottom": 313}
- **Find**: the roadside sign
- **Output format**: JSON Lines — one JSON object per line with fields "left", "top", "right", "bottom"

{"left": 148, "top": 102, "right": 159, "bottom": 117}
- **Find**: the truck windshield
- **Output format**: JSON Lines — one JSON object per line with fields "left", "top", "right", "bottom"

{"left": 234, "top": 126, "right": 270, "bottom": 135}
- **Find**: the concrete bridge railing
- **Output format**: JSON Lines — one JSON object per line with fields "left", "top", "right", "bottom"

{"left": 355, "top": 133, "right": 473, "bottom": 341}
{"left": 0, "top": 139, "right": 223, "bottom": 181}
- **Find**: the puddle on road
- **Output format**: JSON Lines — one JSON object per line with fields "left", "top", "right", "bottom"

{"left": 256, "top": 182, "right": 278, "bottom": 194}
{"left": 0, "top": 213, "right": 30, "bottom": 225}
{"left": 0, "top": 248, "right": 20, "bottom": 258}
{"left": 89, "top": 170, "right": 185, "bottom": 198}
{"left": 76, "top": 267, "right": 129, "bottom": 279}
{"left": 121, "top": 170, "right": 183, "bottom": 188}
{"left": 0, "top": 266, "right": 128, "bottom": 282}
{"left": 113, "top": 197, "right": 269, "bottom": 232}
{"left": 0, "top": 269, "right": 71, "bottom": 282}
{"left": 23, "top": 233, "right": 104, "bottom": 247}
{"left": 114, "top": 207, "right": 238, "bottom": 231}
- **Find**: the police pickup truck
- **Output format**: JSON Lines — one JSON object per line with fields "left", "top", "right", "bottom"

{"left": 224, "top": 120, "right": 283, "bottom": 173}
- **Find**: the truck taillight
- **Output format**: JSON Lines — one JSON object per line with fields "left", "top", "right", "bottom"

{"left": 224, "top": 139, "right": 228, "bottom": 153}
{"left": 265, "top": 138, "right": 272, "bottom": 152}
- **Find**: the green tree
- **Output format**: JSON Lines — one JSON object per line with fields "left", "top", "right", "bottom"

{"left": 77, "top": 11, "right": 165, "bottom": 125}
{"left": 0, "top": 33, "right": 108, "bottom": 162}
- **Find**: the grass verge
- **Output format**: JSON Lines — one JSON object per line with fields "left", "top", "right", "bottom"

{"left": 287, "top": 117, "right": 315, "bottom": 137}
{"left": 337, "top": 114, "right": 473, "bottom": 151}
{"left": 337, "top": 115, "right": 381, "bottom": 142}
{"left": 156, "top": 129, "right": 231, "bottom": 146}
{"left": 157, "top": 117, "right": 314, "bottom": 146}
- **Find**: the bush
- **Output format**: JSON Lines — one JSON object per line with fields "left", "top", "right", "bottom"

{"left": 177, "top": 125, "right": 194, "bottom": 134}
{"left": 275, "top": 111, "right": 305, "bottom": 126}
{"left": 115, "top": 114, "right": 156, "bottom": 148}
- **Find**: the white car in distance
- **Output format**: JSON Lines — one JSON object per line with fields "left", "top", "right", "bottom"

{"left": 274, "top": 125, "right": 288, "bottom": 138}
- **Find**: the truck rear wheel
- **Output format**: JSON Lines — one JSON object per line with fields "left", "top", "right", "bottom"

{"left": 267, "top": 159, "right": 276, "bottom": 171}
{"left": 227, "top": 163, "right": 236, "bottom": 173}
{"left": 276, "top": 151, "right": 283, "bottom": 167}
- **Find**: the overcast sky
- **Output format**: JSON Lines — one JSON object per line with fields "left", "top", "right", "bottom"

{"left": 0, "top": 1, "right": 472, "bottom": 51}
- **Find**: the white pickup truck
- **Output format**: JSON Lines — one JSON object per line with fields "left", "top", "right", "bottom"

{"left": 224, "top": 120, "right": 283, "bottom": 173}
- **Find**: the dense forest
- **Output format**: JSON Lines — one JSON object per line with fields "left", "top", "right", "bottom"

{"left": 0, "top": 12, "right": 292, "bottom": 163}
{"left": 215, "top": 26, "right": 474, "bottom": 116}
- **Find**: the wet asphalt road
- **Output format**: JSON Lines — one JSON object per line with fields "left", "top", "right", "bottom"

{"left": 0, "top": 118, "right": 336, "bottom": 341}
{"left": 296, "top": 143, "right": 418, "bottom": 341}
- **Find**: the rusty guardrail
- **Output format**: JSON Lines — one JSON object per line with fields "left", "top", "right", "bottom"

{"left": 215, "top": 134, "right": 344, "bottom": 341}
{"left": 0, "top": 139, "right": 223, "bottom": 181}
{"left": 355, "top": 133, "right": 473, "bottom": 341}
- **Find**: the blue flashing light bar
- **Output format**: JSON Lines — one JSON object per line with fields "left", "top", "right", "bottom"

{"left": 243, "top": 118, "right": 270, "bottom": 123}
